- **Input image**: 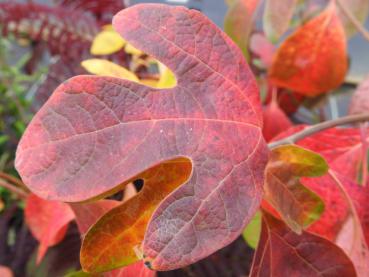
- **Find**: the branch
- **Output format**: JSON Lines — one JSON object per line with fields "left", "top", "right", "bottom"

{"left": 269, "top": 113, "right": 369, "bottom": 148}
{"left": 336, "top": 0, "right": 369, "bottom": 42}
{"left": 0, "top": 178, "right": 28, "bottom": 199}
{"left": 0, "top": 172, "right": 25, "bottom": 188}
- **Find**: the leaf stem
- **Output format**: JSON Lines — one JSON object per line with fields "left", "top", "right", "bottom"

{"left": 336, "top": 0, "right": 369, "bottom": 42}
{"left": 269, "top": 113, "right": 369, "bottom": 148}
{"left": 0, "top": 178, "right": 29, "bottom": 199}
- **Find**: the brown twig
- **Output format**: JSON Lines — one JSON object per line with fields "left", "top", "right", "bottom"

{"left": 269, "top": 113, "right": 369, "bottom": 148}
{"left": 336, "top": 0, "right": 369, "bottom": 42}
{"left": 0, "top": 171, "right": 25, "bottom": 188}
{"left": 0, "top": 178, "right": 28, "bottom": 199}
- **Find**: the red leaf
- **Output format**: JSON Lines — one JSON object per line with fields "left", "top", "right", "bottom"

{"left": 264, "top": 88, "right": 305, "bottom": 115}
{"left": 0, "top": 266, "right": 13, "bottom": 277}
{"left": 250, "top": 212, "right": 356, "bottom": 277}
{"left": 106, "top": 261, "right": 155, "bottom": 277}
{"left": 269, "top": 2, "right": 348, "bottom": 96}
{"left": 274, "top": 126, "right": 369, "bottom": 240}
{"left": 25, "top": 194, "right": 75, "bottom": 264}
{"left": 71, "top": 200, "right": 120, "bottom": 234}
{"left": 249, "top": 33, "right": 275, "bottom": 68}
{"left": 262, "top": 95, "right": 292, "bottom": 141}
{"left": 15, "top": 4, "right": 268, "bottom": 271}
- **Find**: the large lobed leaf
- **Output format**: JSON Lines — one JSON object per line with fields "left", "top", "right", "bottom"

{"left": 269, "top": 2, "right": 348, "bottom": 96}
{"left": 15, "top": 4, "right": 268, "bottom": 272}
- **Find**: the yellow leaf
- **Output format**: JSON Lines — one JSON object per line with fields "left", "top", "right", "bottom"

{"left": 140, "top": 79, "right": 159, "bottom": 87}
{"left": 81, "top": 59, "right": 139, "bottom": 82}
{"left": 91, "top": 29, "right": 126, "bottom": 55}
{"left": 157, "top": 62, "right": 177, "bottom": 88}
{"left": 125, "top": 43, "right": 143, "bottom": 56}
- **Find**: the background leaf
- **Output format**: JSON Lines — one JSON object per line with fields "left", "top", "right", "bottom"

{"left": 24, "top": 194, "right": 74, "bottom": 264}
{"left": 224, "top": 0, "right": 260, "bottom": 59}
{"left": 263, "top": 0, "right": 298, "bottom": 42}
{"left": 269, "top": 2, "right": 348, "bottom": 96}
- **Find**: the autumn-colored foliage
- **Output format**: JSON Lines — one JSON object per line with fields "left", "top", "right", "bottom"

{"left": 1, "top": 1, "right": 369, "bottom": 276}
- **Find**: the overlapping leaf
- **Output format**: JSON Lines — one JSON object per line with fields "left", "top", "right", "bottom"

{"left": 15, "top": 4, "right": 268, "bottom": 272}
{"left": 250, "top": 212, "right": 356, "bottom": 277}
{"left": 274, "top": 126, "right": 369, "bottom": 241}
{"left": 264, "top": 145, "right": 326, "bottom": 233}
{"left": 25, "top": 194, "right": 75, "bottom": 264}
{"left": 269, "top": 2, "right": 348, "bottom": 96}
{"left": 71, "top": 200, "right": 156, "bottom": 277}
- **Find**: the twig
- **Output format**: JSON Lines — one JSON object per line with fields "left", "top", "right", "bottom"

{"left": 0, "top": 178, "right": 28, "bottom": 199}
{"left": 0, "top": 171, "right": 25, "bottom": 188}
{"left": 269, "top": 113, "right": 369, "bottom": 148}
{"left": 336, "top": 0, "right": 369, "bottom": 42}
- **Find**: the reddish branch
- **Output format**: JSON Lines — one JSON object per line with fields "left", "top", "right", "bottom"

{"left": 269, "top": 113, "right": 369, "bottom": 148}
{"left": 0, "top": 178, "right": 28, "bottom": 199}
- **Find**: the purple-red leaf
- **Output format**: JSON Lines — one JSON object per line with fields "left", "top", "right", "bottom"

{"left": 250, "top": 212, "right": 357, "bottom": 277}
{"left": 15, "top": 4, "right": 268, "bottom": 272}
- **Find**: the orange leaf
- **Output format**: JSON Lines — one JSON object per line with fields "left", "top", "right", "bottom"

{"left": 269, "top": 3, "right": 348, "bottom": 96}
{"left": 80, "top": 158, "right": 192, "bottom": 272}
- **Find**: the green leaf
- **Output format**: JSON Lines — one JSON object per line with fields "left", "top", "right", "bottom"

{"left": 242, "top": 210, "right": 261, "bottom": 249}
